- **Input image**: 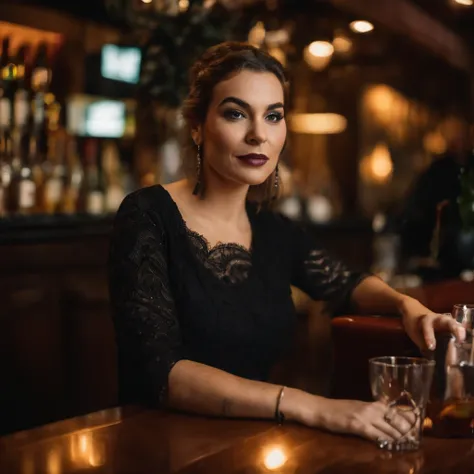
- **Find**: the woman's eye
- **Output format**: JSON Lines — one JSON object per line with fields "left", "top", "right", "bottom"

{"left": 224, "top": 109, "right": 245, "bottom": 120}
{"left": 266, "top": 112, "right": 284, "bottom": 123}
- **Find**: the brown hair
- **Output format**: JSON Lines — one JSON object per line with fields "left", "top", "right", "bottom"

{"left": 181, "top": 41, "right": 289, "bottom": 204}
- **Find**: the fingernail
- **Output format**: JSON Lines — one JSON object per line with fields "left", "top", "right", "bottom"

{"left": 428, "top": 342, "right": 436, "bottom": 351}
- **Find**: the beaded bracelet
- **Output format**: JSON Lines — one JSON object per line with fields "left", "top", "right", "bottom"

{"left": 275, "top": 386, "right": 286, "bottom": 425}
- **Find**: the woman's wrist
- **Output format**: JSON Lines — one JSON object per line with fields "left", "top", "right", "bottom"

{"left": 394, "top": 293, "right": 412, "bottom": 316}
{"left": 397, "top": 294, "right": 430, "bottom": 320}
{"left": 279, "top": 387, "right": 331, "bottom": 427}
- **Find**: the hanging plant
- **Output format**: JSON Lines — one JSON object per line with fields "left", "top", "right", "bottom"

{"left": 105, "top": 0, "right": 259, "bottom": 107}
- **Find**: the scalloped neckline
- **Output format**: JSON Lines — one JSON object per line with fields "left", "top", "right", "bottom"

{"left": 185, "top": 227, "right": 253, "bottom": 256}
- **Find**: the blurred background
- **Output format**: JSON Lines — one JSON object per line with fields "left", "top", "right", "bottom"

{"left": 1, "top": 0, "right": 474, "bottom": 435}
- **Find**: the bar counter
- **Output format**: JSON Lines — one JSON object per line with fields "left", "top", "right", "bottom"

{"left": 1, "top": 406, "right": 473, "bottom": 473}
{"left": 0, "top": 213, "right": 114, "bottom": 244}
{"left": 0, "top": 212, "right": 371, "bottom": 257}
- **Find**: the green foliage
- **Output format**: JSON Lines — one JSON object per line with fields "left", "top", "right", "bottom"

{"left": 458, "top": 157, "right": 474, "bottom": 230}
{"left": 106, "top": 0, "right": 249, "bottom": 107}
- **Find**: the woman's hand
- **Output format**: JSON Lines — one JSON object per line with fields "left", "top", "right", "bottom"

{"left": 286, "top": 390, "right": 415, "bottom": 443}
{"left": 311, "top": 398, "right": 417, "bottom": 443}
{"left": 399, "top": 296, "right": 466, "bottom": 351}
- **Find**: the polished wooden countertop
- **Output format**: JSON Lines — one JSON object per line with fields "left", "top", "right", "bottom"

{"left": 1, "top": 406, "right": 473, "bottom": 473}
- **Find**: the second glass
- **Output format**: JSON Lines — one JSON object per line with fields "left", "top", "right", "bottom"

{"left": 430, "top": 304, "right": 474, "bottom": 438}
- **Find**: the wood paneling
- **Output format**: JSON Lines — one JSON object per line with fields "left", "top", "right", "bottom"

{"left": 0, "top": 235, "right": 117, "bottom": 435}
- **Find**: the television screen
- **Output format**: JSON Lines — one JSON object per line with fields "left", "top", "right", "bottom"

{"left": 101, "top": 44, "right": 141, "bottom": 84}
{"left": 84, "top": 100, "right": 126, "bottom": 138}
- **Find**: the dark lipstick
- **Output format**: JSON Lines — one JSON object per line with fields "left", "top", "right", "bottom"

{"left": 236, "top": 153, "right": 269, "bottom": 166}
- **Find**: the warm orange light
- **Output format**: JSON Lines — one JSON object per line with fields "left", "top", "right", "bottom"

{"left": 248, "top": 21, "right": 266, "bottom": 47}
{"left": 289, "top": 113, "right": 347, "bottom": 135}
{"left": 308, "top": 41, "right": 334, "bottom": 58}
{"left": 372, "top": 145, "right": 393, "bottom": 179}
{"left": 364, "top": 85, "right": 397, "bottom": 126}
{"left": 423, "top": 131, "right": 447, "bottom": 155}
{"left": 454, "top": 0, "right": 473, "bottom": 6}
{"left": 178, "top": 0, "right": 189, "bottom": 11}
{"left": 423, "top": 417, "right": 433, "bottom": 430}
{"left": 360, "top": 142, "right": 393, "bottom": 184}
{"left": 263, "top": 447, "right": 287, "bottom": 471}
{"left": 303, "top": 41, "right": 334, "bottom": 70}
{"left": 0, "top": 22, "right": 62, "bottom": 55}
{"left": 46, "top": 447, "right": 62, "bottom": 474}
{"left": 333, "top": 34, "right": 352, "bottom": 54}
{"left": 350, "top": 20, "right": 374, "bottom": 33}
{"left": 69, "top": 432, "right": 106, "bottom": 468}
{"left": 268, "top": 47, "right": 286, "bottom": 66}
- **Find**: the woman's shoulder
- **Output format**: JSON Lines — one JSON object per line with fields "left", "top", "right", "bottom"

{"left": 114, "top": 185, "right": 180, "bottom": 234}
{"left": 121, "top": 185, "right": 171, "bottom": 213}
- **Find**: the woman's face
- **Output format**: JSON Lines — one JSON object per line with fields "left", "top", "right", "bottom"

{"left": 198, "top": 69, "right": 286, "bottom": 188}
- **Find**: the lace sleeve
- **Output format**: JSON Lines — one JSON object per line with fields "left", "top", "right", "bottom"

{"left": 108, "top": 192, "right": 184, "bottom": 405}
{"left": 288, "top": 220, "right": 369, "bottom": 314}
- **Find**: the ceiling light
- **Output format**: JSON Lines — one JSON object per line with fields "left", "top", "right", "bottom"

{"left": 304, "top": 42, "right": 334, "bottom": 70}
{"left": 308, "top": 41, "right": 334, "bottom": 58}
{"left": 454, "top": 0, "right": 473, "bottom": 5}
{"left": 333, "top": 34, "right": 352, "bottom": 54}
{"left": 350, "top": 20, "right": 374, "bottom": 33}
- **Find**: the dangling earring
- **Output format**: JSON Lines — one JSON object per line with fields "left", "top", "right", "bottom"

{"left": 192, "top": 145, "right": 202, "bottom": 196}
{"left": 273, "top": 164, "right": 280, "bottom": 198}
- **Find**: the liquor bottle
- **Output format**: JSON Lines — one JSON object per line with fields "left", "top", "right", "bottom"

{"left": 1, "top": 37, "right": 15, "bottom": 113}
{"left": 0, "top": 37, "right": 14, "bottom": 152}
{"left": 0, "top": 37, "right": 10, "bottom": 73}
{"left": 42, "top": 130, "right": 67, "bottom": 214}
{"left": 102, "top": 140, "right": 125, "bottom": 212}
{"left": 81, "top": 138, "right": 105, "bottom": 215}
{"left": 0, "top": 109, "right": 13, "bottom": 218}
{"left": 0, "top": 130, "right": 12, "bottom": 216}
{"left": 8, "top": 134, "right": 37, "bottom": 215}
{"left": 31, "top": 42, "right": 51, "bottom": 95}
{"left": 13, "top": 44, "right": 31, "bottom": 163}
{"left": 30, "top": 43, "right": 53, "bottom": 213}
{"left": 0, "top": 38, "right": 14, "bottom": 216}
{"left": 13, "top": 45, "right": 30, "bottom": 123}
{"left": 31, "top": 44, "right": 52, "bottom": 152}
{"left": 59, "top": 137, "right": 81, "bottom": 214}
{"left": 44, "top": 101, "right": 70, "bottom": 214}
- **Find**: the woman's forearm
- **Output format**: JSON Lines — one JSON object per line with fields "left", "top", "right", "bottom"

{"left": 167, "top": 359, "right": 318, "bottom": 424}
{"left": 166, "top": 360, "right": 417, "bottom": 443}
{"left": 350, "top": 276, "right": 424, "bottom": 316}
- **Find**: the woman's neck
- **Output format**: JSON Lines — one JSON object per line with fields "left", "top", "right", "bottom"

{"left": 182, "top": 170, "right": 250, "bottom": 225}
{"left": 199, "top": 185, "right": 249, "bottom": 225}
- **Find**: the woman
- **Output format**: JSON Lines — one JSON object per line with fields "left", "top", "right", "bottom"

{"left": 108, "top": 42, "right": 464, "bottom": 443}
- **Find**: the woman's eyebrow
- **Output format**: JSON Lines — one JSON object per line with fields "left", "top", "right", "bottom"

{"left": 219, "top": 96, "right": 284, "bottom": 111}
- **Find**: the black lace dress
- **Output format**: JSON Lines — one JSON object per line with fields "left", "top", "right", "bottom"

{"left": 108, "top": 185, "right": 368, "bottom": 406}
